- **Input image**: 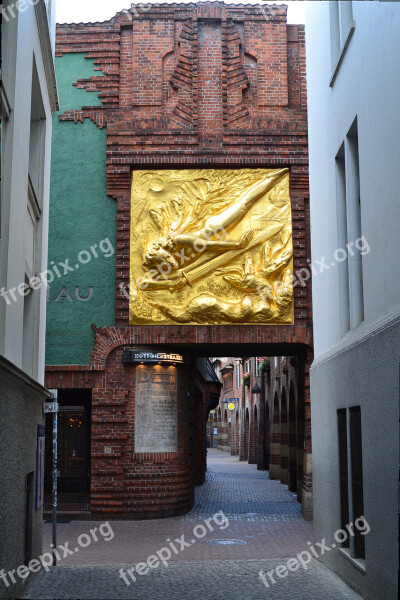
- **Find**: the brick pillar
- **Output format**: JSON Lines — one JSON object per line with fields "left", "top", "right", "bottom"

{"left": 238, "top": 377, "right": 247, "bottom": 462}
{"left": 288, "top": 382, "right": 297, "bottom": 491}
{"left": 221, "top": 409, "right": 228, "bottom": 451}
{"left": 269, "top": 393, "right": 281, "bottom": 480}
{"left": 265, "top": 398, "right": 271, "bottom": 470}
{"left": 248, "top": 405, "right": 258, "bottom": 464}
{"left": 301, "top": 347, "right": 313, "bottom": 520}
{"left": 245, "top": 408, "right": 250, "bottom": 461}
{"left": 257, "top": 369, "right": 268, "bottom": 470}
{"left": 280, "top": 389, "right": 289, "bottom": 484}
{"left": 197, "top": 16, "right": 223, "bottom": 145}
{"left": 231, "top": 411, "right": 239, "bottom": 456}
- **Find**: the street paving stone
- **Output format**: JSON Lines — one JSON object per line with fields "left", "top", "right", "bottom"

{"left": 24, "top": 559, "right": 362, "bottom": 600}
{"left": 182, "top": 450, "right": 302, "bottom": 521}
{"left": 21, "top": 450, "right": 362, "bottom": 599}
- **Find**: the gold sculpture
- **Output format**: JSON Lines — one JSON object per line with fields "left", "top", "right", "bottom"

{"left": 129, "top": 168, "right": 294, "bottom": 325}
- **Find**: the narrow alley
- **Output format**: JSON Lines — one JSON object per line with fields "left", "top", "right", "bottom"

{"left": 23, "top": 451, "right": 361, "bottom": 599}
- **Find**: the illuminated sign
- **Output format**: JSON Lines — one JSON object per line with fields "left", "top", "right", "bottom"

{"left": 227, "top": 403, "right": 236, "bottom": 411}
{"left": 122, "top": 349, "right": 184, "bottom": 364}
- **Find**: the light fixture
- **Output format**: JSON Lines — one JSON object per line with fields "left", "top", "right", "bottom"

{"left": 251, "top": 383, "right": 261, "bottom": 395}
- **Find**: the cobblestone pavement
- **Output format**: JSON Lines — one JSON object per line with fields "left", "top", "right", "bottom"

{"left": 21, "top": 450, "right": 362, "bottom": 599}
{"left": 183, "top": 449, "right": 302, "bottom": 521}
{"left": 24, "top": 559, "right": 362, "bottom": 600}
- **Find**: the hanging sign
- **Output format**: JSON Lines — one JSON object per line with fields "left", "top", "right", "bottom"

{"left": 122, "top": 349, "right": 184, "bottom": 364}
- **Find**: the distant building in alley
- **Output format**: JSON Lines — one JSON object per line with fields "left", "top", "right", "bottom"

{"left": 306, "top": 3, "right": 399, "bottom": 599}
{"left": 208, "top": 356, "right": 306, "bottom": 507}
{"left": 0, "top": 1, "right": 58, "bottom": 598}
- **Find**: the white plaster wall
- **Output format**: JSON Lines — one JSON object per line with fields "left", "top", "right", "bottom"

{"left": 1, "top": 1, "right": 56, "bottom": 384}
{"left": 306, "top": 1, "right": 400, "bottom": 359}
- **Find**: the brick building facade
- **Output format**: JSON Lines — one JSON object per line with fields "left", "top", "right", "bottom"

{"left": 45, "top": 2, "right": 312, "bottom": 520}
{"left": 207, "top": 355, "right": 308, "bottom": 510}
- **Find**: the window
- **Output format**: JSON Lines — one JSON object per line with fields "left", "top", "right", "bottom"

{"left": 335, "top": 144, "right": 350, "bottom": 335}
{"left": 329, "top": 1, "right": 355, "bottom": 86}
{"left": 346, "top": 118, "right": 364, "bottom": 328}
{"left": 337, "top": 409, "right": 350, "bottom": 547}
{"left": 337, "top": 406, "right": 365, "bottom": 560}
{"left": 22, "top": 58, "right": 47, "bottom": 378}
{"left": 254, "top": 357, "right": 260, "bottom": 377}
{"left": 349, "top": 406, "right": 365, "bottom": 559}
{"left": 244, "top": 359, "right": 251, "bottom": 375}
{"left": 29, "top": 60, "right": 47, "bottom": 201}
{"left": 336, "top": 118, "right": 364, "bottom": 334}
{"left": 235, "top": 363, "right": 241, "bottom": 388}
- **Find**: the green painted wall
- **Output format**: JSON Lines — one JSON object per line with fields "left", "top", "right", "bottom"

{"left": 46, "top": 54, "right": 116, "bottom": 366}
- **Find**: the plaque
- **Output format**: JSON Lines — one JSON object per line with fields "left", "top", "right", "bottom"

{"left": 134, "top": 365, "right": 178, "bottom": 453}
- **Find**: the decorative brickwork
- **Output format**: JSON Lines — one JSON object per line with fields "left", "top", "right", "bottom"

{"left": 47, "top": 2, "right": 312, "bottom": 519}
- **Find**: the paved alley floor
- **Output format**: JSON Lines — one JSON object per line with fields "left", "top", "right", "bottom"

{"left": 21, "top": 450, "right": 363, "bottom": 600}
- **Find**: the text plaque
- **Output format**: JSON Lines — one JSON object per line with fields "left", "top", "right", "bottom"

{"left": 134, "top": 365, "right": 178, "bottom": 453}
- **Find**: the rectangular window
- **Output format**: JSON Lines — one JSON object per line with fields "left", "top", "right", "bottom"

{"left": 336, "top": 118, "right": 364, "bottom": 335}
{"left": 337, "top": 409, "right": 350, "bottom": 547}
{"left": 236, "top": 364, "right": 241, "bottom": 388}
{"left": 329, "top": 1, "right": 355, "bottom": 86}
{"left": 335, "top": 144, "right": 350, "bottom": 335}
{"left": 254, "top": 358, "right": 260, "bottom": 377}
{"left": 339, "top": 1, "right": 353, "bottom": 46}
{"left": 337, "top": 406, "right": 365, "bottom": 560}
{"left": 29, "top": 59, "right": 47, "bottom": 202}
{"left": 346, "top": 118, "right": 364, "bottom": 328}
{"left": 350, "top": 406, "right": 365, "bottom": 559}
{"left": 244, "top": 359, "right": 251, "bottom": 374}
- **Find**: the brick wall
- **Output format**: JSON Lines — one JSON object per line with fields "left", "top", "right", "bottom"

{"left": 48, "top": 2, "right": 312, "bottom": 518}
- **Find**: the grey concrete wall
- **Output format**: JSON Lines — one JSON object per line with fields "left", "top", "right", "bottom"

{"left": 0, "top": 361, "right": 47, "bottom": 599}
{"left": 311, "top": 317, "right": 399, "bottom": 600}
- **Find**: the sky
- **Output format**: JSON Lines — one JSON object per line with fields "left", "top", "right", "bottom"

{"left": 56, "top": 0, "right": 306, "bottom": 25}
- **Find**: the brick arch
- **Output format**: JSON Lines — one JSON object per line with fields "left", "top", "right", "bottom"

{"left": 89, "top": 326, "right": 123, "bottom": 366}
{"left": 89, "top": 324, "right": 313, "bottom": 368}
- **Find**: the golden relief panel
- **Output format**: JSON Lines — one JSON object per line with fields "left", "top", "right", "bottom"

{"left": 129, "top": 168, "right": 294, "bottom": 325}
